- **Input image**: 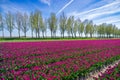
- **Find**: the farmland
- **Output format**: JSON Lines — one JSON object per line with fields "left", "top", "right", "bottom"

{"left": 97, "top": 61, "right": 120, "bottom": 80}
{"left": 0, "top": 39, "right": 120, "bottom": 80}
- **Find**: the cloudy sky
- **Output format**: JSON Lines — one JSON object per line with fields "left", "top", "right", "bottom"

{"left": 0, "top": 0, "right": 120, "bottom": 36}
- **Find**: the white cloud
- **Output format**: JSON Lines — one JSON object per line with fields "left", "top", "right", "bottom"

{"left": 80, "top": 0, "right": 115, "bottom": 14}
{"left": 69, "top": 0, "right": 120, "bottom": 18}
{"left": 67, "top": 0, "right": 120, "bottom": 28}
{"left": 0, "top": 3, "right": 30, "bottom": 14}
{"left": 56, "top": 0, "right": 74, "bottom": 16}
{"left": 94, "top": 15, "right": 120, "bottom": 24}
{"left": 40, "top": 0, "right": 51, "bottom": 6}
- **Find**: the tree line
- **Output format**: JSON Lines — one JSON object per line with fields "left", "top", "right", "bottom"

{"left": 0, "top": 10, "right": 120, "bottom": 38}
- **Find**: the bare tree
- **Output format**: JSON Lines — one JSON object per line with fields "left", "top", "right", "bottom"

{"left": 30, "top": 12, "right": 34, "bottom": 38}
{"left": 66, "top": 17, "right": 71, "bottom": 37}
{"left": 0, "top": 13, "right": 4, "bottom": 38}
{"left": 5, "top": 11, "right": 14, "bottom": 38}
{"left": 39, "top": 15, "right": 46, "bottom": 38}
{"left": 93, "top": 24, "right": 97, "bottom": 38}
{"left": 89, "top": 20, "right": 94, "bottom": 38}
{"left": 66, "top": 16, "right": 74, "bottom": 38}
{"left": 112, "top": 25, "right": 117, "bottom": 38}
{"left": 73, "top": 20, "right": 78, "bottom": 38}
{"left": 77, "top": 19, "right": 84, "bottom": 37}
{"left": 16, "top": 11, "right": 22, "bottom": 38}
{"left": 33, "top": 10, "right": 41, "bottom": 38}
{"left": 59, "top": 12, "right": 67, "bottom": 38}
{"left": 70, "top": 16, "right": 74, "bottom": 38}
{"left": 1, "top": 10, "right": 120, "bottom": 38}
{"left": 48, "top": 13, "right": 57, "bottom": 38}
{"left": 53, "top": 22, "right": 57, "bottom": 38}
{"left": 105, "top": 24, "right": 113, "bottom": 38}
{"left": 21, "top": 13, "right": 29, "bottom": 38}
{"left": 83, "top": 19, "right": 89, "bottom": 37}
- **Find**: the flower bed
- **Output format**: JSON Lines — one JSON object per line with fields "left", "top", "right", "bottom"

{"left": 95, "top": 61, "right": 120, "bottom": 80}
{"left": 0, "top": 40, "right": 120, "bottom": 80}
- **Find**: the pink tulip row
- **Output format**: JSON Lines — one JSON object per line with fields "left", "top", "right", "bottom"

{"left": 0, "top": 39, "right": 120, "bottom": 79}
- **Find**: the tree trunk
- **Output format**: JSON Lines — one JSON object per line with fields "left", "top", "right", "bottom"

{"left": 109, "top": 34, "right": 111, "bottom": 38}
{"left": 71, "top": 33, "right": 73, "bottom": 38}
{"left": 18, "top": 30, "right": 20, "bottom": 38}
{"left": 90, "top": 34, "right": 92, "bottom": 38}
{"left": 25, "top": 32, "right": 26, "bottom": 38}
{"left": 43, "top": 33, "right": 44, "bottom": 38}
{"left": 54, "top": 32, "right": 56, "bottom": 38}
{"left": 51, "top": 31, "right": 52, "bottom": 38}
{"left": 2, "top": 29, "right": 4, "bottom": 38}
{"left": 61, "top": 33, "right": 62, "bottom": 38}
{"left": 63, "top": 32, "right": 64, "bottom": 38}
{"left": 107, "top": 34, "right": 108, "bottom": 38}
{"left": 36, "top": 31, "right": 37, "bottom": 38}
{"left": 78, "top": 33, "right": 80, "bottom": 38}
{"left": 92, "top": 34, "right": 94, "bottom": 38}
{"left": 10, "top": 32, "right": 12, "bottom": 38}
{"left": 42, "top": 31, "right": 44, "bottom": 38}
{"left": 75, "top": 34, "right": 76, "bottom": 38}
{"left": 31, "top": 30, "right": 33, "bottom": 38}
{"left": 45, "top": 31, "right": 47, "bottom": 38}
{"left": 85, "top": 33, "right": 87, "bottom": 38}
{"left": 68, "top": 33, "right": 70, "bottom": 38}
{"left": 38, "top": 30, "right": 40, "bottom": 38}
{"left": 51, "top": 32, "right": 52, "bottom": 38}
{"left": 81, "top": 33, "right": 82, "bottom": 38}
{"left": 100, "top": 34, "right": 101, "bottom": 38}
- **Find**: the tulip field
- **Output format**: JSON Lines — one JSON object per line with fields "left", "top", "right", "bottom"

{"left": 96, "top": 61, "right": 120, "bottom": 80}
{"left": 0, "top": 39, "right": 120, "bottom": 80}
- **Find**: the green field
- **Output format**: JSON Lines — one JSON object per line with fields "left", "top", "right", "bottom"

{"left": 0, "top": 37, "right": 98, "bottom": 42}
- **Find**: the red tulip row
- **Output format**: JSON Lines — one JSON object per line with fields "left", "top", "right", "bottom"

{"left": 0, "top": 40, "right": 120, "bottom": 80}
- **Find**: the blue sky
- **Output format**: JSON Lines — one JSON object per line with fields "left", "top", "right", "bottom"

{"left": 0, "top": 0, "right": 120, "bottom": 37}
